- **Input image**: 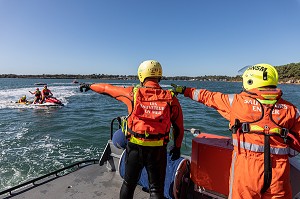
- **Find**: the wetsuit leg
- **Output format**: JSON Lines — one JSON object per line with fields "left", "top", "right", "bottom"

{"left": 145, "top": 145, "right": 167, "bottom": 199}
{"left": 41, "top": 96, "right": 45, "bottom": 103}
{"left": 120, "top": 181, "right": 136, "bottom": 199}
{"left": 120, "top": 142, "right": 143, "bottom": 199}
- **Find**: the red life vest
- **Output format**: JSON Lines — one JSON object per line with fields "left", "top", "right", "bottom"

{"left": 43, "top": 89, "right": 50, "bottom": 96}
{"left": 127, "top": 86, "right": 173, "bottom": 146}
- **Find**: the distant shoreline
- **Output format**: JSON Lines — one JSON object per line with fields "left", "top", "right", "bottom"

{"left": 0, "top": 74, "right": 299, "bottom": 84}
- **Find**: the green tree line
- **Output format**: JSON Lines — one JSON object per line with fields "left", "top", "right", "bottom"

{"left": 0, "top": 62, "right": 299, "bottom": 82}
{"left": 276, "top": 62, "right": 300, "bottom": 81}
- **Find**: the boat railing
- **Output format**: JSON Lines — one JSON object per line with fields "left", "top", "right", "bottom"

{"left": 110, "top": 117, "right": 122, "bottom": 139}
{"left": 0, "top": 159, "right": 98, "bottom": 197}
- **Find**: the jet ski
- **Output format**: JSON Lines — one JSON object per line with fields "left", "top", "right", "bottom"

{"left": 44, "top": 96, "right": 63, "bottom": 105}
{"left": 33, "top": 96, "right": 64, "bottom": 106}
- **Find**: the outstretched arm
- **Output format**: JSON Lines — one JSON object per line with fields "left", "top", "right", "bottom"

{"left": 80, "top": 83, "right": 134, "bottom": 113}
{"left": 184, "top": 87, "right": 232, "bottom": 120}
{"left": 171, "top": 83, "right": 232, "bottom": 120}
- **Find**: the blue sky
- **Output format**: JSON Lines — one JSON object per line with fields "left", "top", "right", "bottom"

{"left": 0, "top": 0, "right": 300, "bottom": 76}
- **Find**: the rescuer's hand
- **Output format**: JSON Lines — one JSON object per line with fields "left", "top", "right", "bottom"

{"left": 79, "top": 83, "right": 91, "bottom": 92}
{"left": 171, "top": 83, "right": 186, "bottom": 94}
{"left": 169, "top": 146, "right": 181, "bottom": 161}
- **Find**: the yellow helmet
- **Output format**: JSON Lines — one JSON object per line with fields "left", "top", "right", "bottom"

{"left": 242, "top": 63, "right": 278, "bottom": 90}
{"left": 137, "top": 60, "right": 162, "bottom": 83}
{"left": 22, "top": 95, "right": 26, "bottom": 100}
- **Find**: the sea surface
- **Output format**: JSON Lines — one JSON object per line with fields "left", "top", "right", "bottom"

{"left": 0, "top": 78, "right": 299, "bottom": 191}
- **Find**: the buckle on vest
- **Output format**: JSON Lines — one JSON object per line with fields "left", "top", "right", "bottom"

{"left": 128, "top": 128, "right": 164, "bottom": 140}
{"left": 280, "top": 128, "right": 288, "bottom": 139}
{"left": 241, "top": 123, "right": 250, "bottom": 133}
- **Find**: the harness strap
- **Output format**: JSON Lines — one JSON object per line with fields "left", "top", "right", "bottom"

{"left": 261, "top": 134, "right": 272, "bottom": 194}
{"left": 240, "top": 123, "right": 289, "bottom": 140}
{"left": 127, "top": 128, "right": 166, "bottom": 140}
{"left": 232, "top": 119, "right": 241, "bottom": 154}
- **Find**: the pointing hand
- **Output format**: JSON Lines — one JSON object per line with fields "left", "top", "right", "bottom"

{"left": 171, "top": 83, "right": 186, "bottom": 94}
{"left": 79, "top": 83, "right": 91, "bottom": 92}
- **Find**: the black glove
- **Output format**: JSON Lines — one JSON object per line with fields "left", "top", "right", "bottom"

{"left": 171, "top": 83, "right": 186, "bottom": 94}
{"left": 79, "top": 83, "right": 91, "bottom": 92}
{"left": 169, "top": 146, "right": 181, "bottom": 161}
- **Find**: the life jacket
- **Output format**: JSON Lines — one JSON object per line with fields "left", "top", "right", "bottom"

{"left": 35, "top": 90, "right": 41, "bottom": 97}
{"left": 125, "top": 85, "right": 173, "bottom": 146}
{"left": 229, "top": 88, "right": 300, "bottom": 193}
{"left": 18, "top": 98, "right": 26, "bottom": 103}
{"left": 43, "top": 89, "right": 50, "bottom": 96}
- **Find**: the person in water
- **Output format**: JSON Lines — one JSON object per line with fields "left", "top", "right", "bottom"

{"left": 172, "top": 63, "right": 300, "bottom": 199}
{"left": 29, "top": 88, "right": 42, "bottom": 104}
{"left": 80, "top": 60, "right": 184, "bottom": 199}
{"left": 18, "top": 95, "right": 28, "bottom": 103}
{"left": 41, "top": 85, "right": 53, "bottom": 103}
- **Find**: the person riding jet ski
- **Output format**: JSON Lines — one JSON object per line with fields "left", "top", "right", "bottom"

{"left": 41, "top": 85, "right": 53, "bottom": 103}
{"left": 29, "top": 88, "right": 42, "bottom": 104}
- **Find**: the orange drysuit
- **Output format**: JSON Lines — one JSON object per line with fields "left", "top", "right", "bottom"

{"left": 183, "top": 87, "right": 300, "bottom": 199}
{"left": 90, "top": 81, "right": 184, "bottom": 148}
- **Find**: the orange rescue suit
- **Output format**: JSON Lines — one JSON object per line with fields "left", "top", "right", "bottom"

{"left": 90, "top": 81, "right": 184, "bottom": 148}
{"left": 184, "top": 87, "right": 300, "bottom": 199}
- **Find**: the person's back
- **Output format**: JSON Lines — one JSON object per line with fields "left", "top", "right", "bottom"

{"left": 80, "top": 60, "right": 184, "bottom": 199}
{"left": 172, "top": 63, "right": 300, "bottom": 199}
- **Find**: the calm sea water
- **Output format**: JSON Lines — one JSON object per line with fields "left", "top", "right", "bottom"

{"left": 0, "top": 78, "right": 299, "bottom": 190}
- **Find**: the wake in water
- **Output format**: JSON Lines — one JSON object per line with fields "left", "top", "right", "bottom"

{"left": 0, "top": 84, "right": 79, "bottom": 109}
{"left": 0, "top": 80, "right": 139, "bottom": 190}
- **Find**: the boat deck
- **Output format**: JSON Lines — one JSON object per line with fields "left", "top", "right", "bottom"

{"left": 1, "top": 141, "right": 150, "bottom": 199}
{"left": 1, "top": 139, "right": 299, "bottom": 199}
{"left": 1, "top": 163, "right": 148, "bottom": 199}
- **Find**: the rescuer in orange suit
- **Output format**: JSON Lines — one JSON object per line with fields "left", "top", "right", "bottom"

{"left": 172, "top": 63, "right": 300, "bottom": 199}
{"left": 80, "top": 60, "right": 184, "bottom": 199}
